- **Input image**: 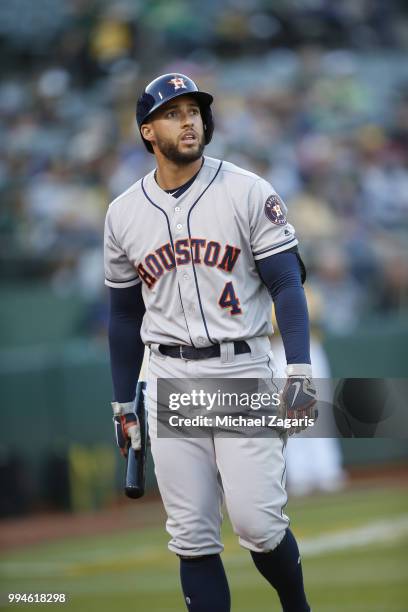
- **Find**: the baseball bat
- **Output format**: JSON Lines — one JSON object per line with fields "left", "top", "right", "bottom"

{"left": 125, "top": 348, "right": 149, "bottom": 499}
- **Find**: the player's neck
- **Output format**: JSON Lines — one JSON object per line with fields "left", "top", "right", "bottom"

{"left": 154, "top": 157, "right": 203, "bottom": 191}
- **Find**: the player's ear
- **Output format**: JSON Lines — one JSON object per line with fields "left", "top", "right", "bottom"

{"left": 141, "top": 123, "right": 155, "bottom": 146}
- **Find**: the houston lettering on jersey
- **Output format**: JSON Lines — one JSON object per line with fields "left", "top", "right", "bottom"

{"left": 137, "top": 239, "right": 241, "bottom": 289}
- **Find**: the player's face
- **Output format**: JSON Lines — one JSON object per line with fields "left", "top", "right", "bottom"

{"left": 143, "top": 95, "right": 205, "bottom": 164}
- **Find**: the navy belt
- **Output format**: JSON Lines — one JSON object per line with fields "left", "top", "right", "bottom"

{"left": 158, "top": 341, "right": 250, "bottom": 360}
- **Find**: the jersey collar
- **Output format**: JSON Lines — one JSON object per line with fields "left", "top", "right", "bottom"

{"left": 143, "top": 157, "right": 215, "bottom": 210}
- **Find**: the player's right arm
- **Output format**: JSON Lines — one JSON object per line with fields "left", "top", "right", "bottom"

{"left": 108, "top": 285, "right": 146, "bottom": 403}
{"left": 109, "top": 285, "right": 146, "bottom": 455}
{"left": 104, "top": 205, "right": 146, "bottom": 455}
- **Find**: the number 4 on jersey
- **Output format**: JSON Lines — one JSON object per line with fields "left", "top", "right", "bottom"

{"left": 218, "top": 282, "right": 242, "bottom": 315}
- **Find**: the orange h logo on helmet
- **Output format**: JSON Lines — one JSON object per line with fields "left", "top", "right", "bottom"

{"left": 168, "top": 77, "right": 187, "bottom": 90}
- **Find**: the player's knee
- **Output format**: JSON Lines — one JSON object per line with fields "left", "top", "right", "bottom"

{"left": 167, "top": 521, "right": 223, "bottom": 557}
{"left": 233, "top": 516, "right": 288, "bottom": 552}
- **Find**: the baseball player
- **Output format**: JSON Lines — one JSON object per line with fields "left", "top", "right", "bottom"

{"left": 104, "top": 73, "right": 316, "bottom": 612}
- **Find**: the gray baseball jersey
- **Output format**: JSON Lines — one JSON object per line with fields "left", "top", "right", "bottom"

{"left": 104, "top": 156, "right": 298, "bottom": 347}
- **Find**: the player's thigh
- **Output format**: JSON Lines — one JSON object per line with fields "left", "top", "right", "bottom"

{"left": 214, "top": 434, "right": 287, "bottom": 513}
{"left": 214, "top": 435, "right": 288, "bottom": 548}
{"left": 150, "top": 434, "right": 222, "bottom": 514}
{"left": 147, "top": 355, "right": 224, "bottom": 534}
{"left": 149, "top": 434, "right": 225, "bottom": 554}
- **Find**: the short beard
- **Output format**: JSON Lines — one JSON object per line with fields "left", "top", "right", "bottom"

{"left": 156, "top": 135, "right": 205, "bottom": 164}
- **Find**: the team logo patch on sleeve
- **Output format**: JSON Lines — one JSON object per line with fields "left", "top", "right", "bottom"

{"left": 264, "top": 195, "right": 287, "bottom": 226}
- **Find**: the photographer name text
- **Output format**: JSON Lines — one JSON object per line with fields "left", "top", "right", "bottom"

{"left": 168, "top": 414, "right": 315, "bottom": 429}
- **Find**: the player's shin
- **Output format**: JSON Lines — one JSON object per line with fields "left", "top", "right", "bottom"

{"left": 250, "top": 528, "right": 311, "bottom": 612}
{"left": 179, "top": 554, "right": 231, "bottom": 612}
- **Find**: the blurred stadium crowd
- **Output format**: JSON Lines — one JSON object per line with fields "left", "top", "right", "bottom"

{"left": 1, "top": 0, "right": 408, "bottom": 336}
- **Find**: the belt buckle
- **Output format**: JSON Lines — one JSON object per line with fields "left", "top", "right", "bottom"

{"left": 179, "top": 345, "right": 188, "bottom": 360}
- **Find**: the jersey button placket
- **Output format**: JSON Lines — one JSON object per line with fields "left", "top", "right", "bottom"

{"left": 173, "top": 212, "right": 202, "bottom": 345}
{"left": 177, "top": 264, "right": 198, "bottom": 340}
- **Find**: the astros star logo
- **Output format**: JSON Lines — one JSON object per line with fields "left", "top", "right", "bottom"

{"left": 169, "top": 77, "right": 187, "bottom": 91}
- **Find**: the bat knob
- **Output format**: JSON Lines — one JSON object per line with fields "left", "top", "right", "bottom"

{"left": 125, "top": 485, "right": 144, "bottom": 499}
{"left": 125, "top": 447, "right": 146, "bottom": 499}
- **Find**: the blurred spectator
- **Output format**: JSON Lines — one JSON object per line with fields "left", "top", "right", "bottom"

{"left": 309, "top": 245, "right": 364, "bottom": 334}
{"left": 376, "top": 251, "right": 408, "bottom": 315}
{"left": 0, "top": 0, "right": 407, "bottom": 338}
{"left": 89, "top": 3, "right": 137, "bottom": 74}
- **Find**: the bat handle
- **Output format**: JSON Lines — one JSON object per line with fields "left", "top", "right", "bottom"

{"left": 125, "top": 444, "right": 145, "bottom": 499}
{"left": 124, "top": 380, "right": 148, "bottom": 499}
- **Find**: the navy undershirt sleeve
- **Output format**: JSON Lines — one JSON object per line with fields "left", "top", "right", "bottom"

{"left": 257, "top": 251, "right": 311, "bottom": 365}
{"left": 108, "top": 284, "right": 146, "bottom": 402}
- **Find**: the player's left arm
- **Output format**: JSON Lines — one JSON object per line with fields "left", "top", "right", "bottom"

{"left": 258, "top": 247, "right": 310, "bottom": 367}
{"left": 257, "top": 249, "right": 317, "bottom": 431}
{"left": 248, "top": 178, "right": 316, "bottom": 430}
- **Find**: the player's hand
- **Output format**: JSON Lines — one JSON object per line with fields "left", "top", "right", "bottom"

{"left": 281, "top": 364, "right": 317, "bottom": 436}
{"left": 112, "top": 402, "right": 141, "bottom": 456}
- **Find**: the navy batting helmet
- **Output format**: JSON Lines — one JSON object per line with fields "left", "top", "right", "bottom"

{"left": 136, "top": 73, "right": 214, "bottom": 153}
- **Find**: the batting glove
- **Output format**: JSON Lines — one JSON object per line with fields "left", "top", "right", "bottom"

{"left": 112, "top": 401, "right": 141, "bottom": 457}
{"left": 281, "top": 364, "right": 318, "bottom": 436}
